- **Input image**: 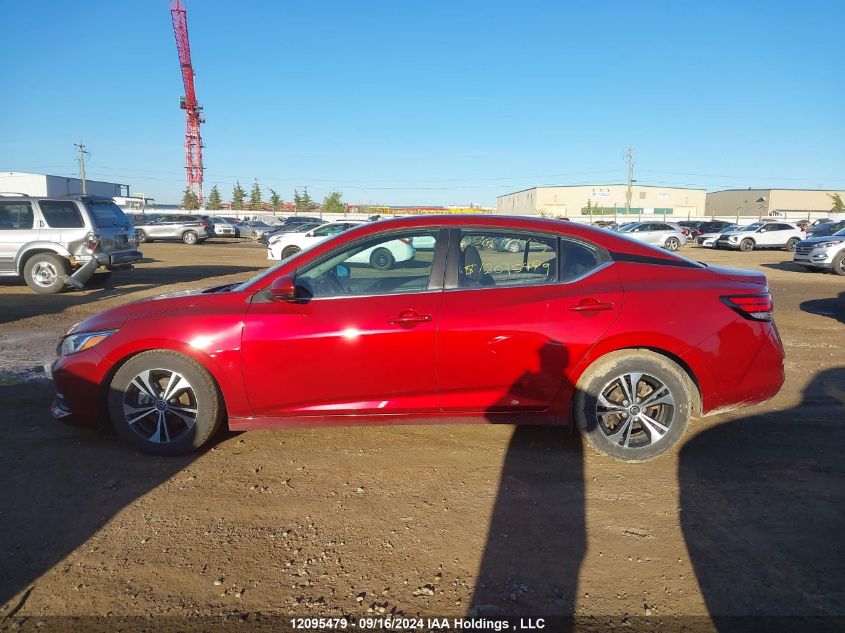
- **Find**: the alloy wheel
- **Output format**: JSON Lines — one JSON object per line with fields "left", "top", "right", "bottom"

{"left": 122, "top": 368, "right": 198, "bottom": 444}
{"left": 32, "top": 261, "right": 59, "bottom": 288}
{"left": 595, "top": 372, "right": 675, "bottom": 449}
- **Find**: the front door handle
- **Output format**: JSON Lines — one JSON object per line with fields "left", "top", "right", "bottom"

{"left": 389, "top": 309, "right": 432, "bottom": 325}
{"left": 570, "top": 298, "right": 615, "bottom": 312}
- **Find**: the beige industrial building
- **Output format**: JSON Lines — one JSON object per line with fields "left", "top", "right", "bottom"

{"left": 705, "top": 188, "right": 845, "bottom": 218}
{"left": 496, "top": 184, "right": 707, "bottom": 219}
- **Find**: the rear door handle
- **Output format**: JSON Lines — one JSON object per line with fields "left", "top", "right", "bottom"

{"left": 389, "top": 309, "right": 432, "bottom": 325}
{"left": 570, "top": 298, "right": 615, "bottom": 312}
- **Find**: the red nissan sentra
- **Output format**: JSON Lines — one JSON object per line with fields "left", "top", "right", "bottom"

{"left": 52, "top": 216, "right": 785, "bottom": 461}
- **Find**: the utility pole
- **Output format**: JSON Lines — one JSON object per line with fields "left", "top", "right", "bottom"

{"left": 625, "top": 146, "right": 634, "bottom": 218}
{"left": 74, "top": 141, "right": 90, "bottom": 194}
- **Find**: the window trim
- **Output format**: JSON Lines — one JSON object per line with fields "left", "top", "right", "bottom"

{"left": 285, "top": 226, "right": 450, "bottom": 301}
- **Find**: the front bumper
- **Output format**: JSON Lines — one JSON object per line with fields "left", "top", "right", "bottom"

{"left": 793, "top": 249, "right": 834, "bottom": 269}
{"left": 50, "top": 348, "right": 114, "bottom": 427}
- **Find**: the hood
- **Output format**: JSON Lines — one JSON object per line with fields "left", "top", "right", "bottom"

{"left": 707, "top": 265, "right": 768, "bottom": 287}
{"left": 67, "top": 287, "right": 213, "bottom": 335}
{"left": 804, "top": 232, "right": 843, "bottom": 241}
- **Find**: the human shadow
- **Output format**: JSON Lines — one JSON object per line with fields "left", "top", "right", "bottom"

{"left": 470, "top": 342, "right": 584, "bottom": 627}
{"left": 800, "top": 292, "right": 845, "bottom": 325}
{"left": 679, "top": 367, "right": 845, "bottom": 632}
{"left": 0, "top": 374, "right": 219, "bottom": 613}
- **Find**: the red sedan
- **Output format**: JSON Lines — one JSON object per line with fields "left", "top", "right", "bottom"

{"left": 52, "top": 216, "right": 785, "bottom": 461}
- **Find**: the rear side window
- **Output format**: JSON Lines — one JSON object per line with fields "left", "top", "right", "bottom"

{"left": 39, "top": 201, "right": 84, "bottom": 228}
{"left": 458, "top": 230, "right": 557, "bottom": 288}
{"left": 560, "top": 240, "right": 601, "bottom": 282}
{"left": 178, "top": 215, "right": 198, "bottom": 222}
{"left": 0, "top": 202, "right": 34, "bottom": 230}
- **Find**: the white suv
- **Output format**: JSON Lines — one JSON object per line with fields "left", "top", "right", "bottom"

{"left": 0, "top": 194, "right": 141, "bottom": 293}
{"left": 715, "top": 221, "right": 803, "bottom": 252}
{"left": 793, "top": 229, "right": 845, "bottom": 275}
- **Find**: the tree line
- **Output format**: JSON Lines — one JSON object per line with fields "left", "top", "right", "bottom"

{"left": 181, "top": 181, "right": 345, "bottom": 213}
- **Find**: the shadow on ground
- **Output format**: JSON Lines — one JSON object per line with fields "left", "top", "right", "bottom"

{"left": 800, "top": 292, "right": 845, "bottom": 325}
{"left": 679, "top": 367, "right": 845, "bottom": 632}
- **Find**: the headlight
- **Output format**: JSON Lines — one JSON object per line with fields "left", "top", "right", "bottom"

{"left": 57, "top": 329, "right": 117, "bottom": 356}
{"left": 729, "top": 235, "right": 739, "bottom": 241}
{"left": 817, "top": 240, "right": 844, "bottom": 249}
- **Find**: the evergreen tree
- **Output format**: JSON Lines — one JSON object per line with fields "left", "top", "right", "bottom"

{"left": 270, "top": 189, "right": 282, "bottom": 213}
{"left": 829, "top": 193, "right": 845, "bottom": 212}
{"left": 250, "top": 180, "right": 263, "bottom": 211}
{"left": 206, "top": 185, "right": 222, "bottom": 210}
{"left": 231, "top": 181, "right": 246, "bottom": 210}
{"left": 181, "top": 187, "right": 199, "bottom": 210}
{"left": 300, "top": 188, "right": 313, "bottom": 212}
{"left": 321, "top": 191, "right": 344, "bottom": 214}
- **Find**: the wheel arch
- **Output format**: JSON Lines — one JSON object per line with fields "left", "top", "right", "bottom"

{"left": 16, "top": 244, "right": 72, "bottom": 275}
{"left": 570, "top": 345, "right": 703, "bottom": 417}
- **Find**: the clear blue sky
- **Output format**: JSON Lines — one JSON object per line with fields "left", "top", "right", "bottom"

{"left": 2, "top": 0, "right": 843, "bottom": 206}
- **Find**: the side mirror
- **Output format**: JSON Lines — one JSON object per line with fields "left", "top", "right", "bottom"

{"left": 269, "top": 274, "right": 298, "bottom": 302}
{"left": 758, "top": 228, "right": 766, "bottom": 233}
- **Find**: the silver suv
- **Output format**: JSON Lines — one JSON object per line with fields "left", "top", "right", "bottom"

{"left": 617, "top": 221, "right": 687, "bottom": 251}
{"left": 0, "top": 194, "right": 141, "bottom": 294}
{"left": 133, "top": 214, "right": 210, "bottom": 245}
{"left": 793, "top": 228, "right": 845, "bottom": 275}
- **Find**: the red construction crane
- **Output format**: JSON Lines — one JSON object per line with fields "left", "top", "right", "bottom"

{"left": 170, "top": 0, "right": 205, "bottom": 206}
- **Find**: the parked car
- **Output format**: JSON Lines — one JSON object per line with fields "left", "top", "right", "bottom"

{"left": 259, "top": 222, "right": 322, "bottom": 245}
{"left": 793, "top": 228, "right": 845, "bottom": 275}
{"left": 618, "top": 221, "right": 687, "bottom": 251}
{"left": 239, "top": 220, "right": 274, "bottom": 240}
{"left": 267, "top": 221, "right": 363, "bottom": 259}
{"left": 696, "top": 225, "right": 739, "bottom": 247}
{"left": 715, "top": 222, "right": 803, "bottom": 252}
{"left": 806, "top": 220, "right": 845, "bottom": 239}
{"left": 134, "top": 214, "right": 210, "bottom": 245}
{"left": 0, "top": 194, "right": 141, "bottom": 293}
{"left": 261, "top": 216, "right": 324, "bottom": 243}
{"left": 678, "top": 220, "right": 705, "bottom": 239}
{"left": 697, "top": 220, "right": 736, "bottom": 235}
{"left": 52, "top": 216, "right": 785, "bottom": 461}
{"left": 207, "top": 216, "right": 237, "bottom": 237}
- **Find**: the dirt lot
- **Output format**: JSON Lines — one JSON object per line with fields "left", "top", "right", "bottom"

{"left": 1, "top": 240, "right": 843, "bottom": 631}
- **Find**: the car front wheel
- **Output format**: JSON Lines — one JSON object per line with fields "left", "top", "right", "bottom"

{"left": 573, "top": 350, "right": 693, "bottom": 462}
{"left": 832, "top": 252, "right": 845, "bottom": 276}
{"left": 739, "top": 238, "right": 755, "bottom": 252}
{"left": 785, "top": 238, "right": 799, "bottom": 252}
{"left": 281, "top": 245, "right": 301, "bottom": 260}
{"left": 108, "top": 351, "right": 224, "bottom": 455}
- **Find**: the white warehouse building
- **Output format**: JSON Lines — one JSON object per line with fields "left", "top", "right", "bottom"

{"left": 497, "top": 184, "right": 707, "bottom": 219}
{"left": 0, "top": 171, "right": 130, "bottom": 199}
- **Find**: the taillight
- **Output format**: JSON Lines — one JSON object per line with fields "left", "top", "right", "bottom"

{"left": 721, "top": 294, "right": 773, "bottom": 322}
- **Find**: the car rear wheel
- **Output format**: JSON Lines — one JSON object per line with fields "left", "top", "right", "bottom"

{"left": 281, "top": 245, "right": 301, "bottom": 259}
{"left": 574, "top": 351, "right": 692, "bottom": 462}
{"left": 785, "top": 238, "right": 799, "bottom": 252}
{"left": 370, "top": 247, "right": 395, "bottom": 270}
{"left": 23, "top": 253, "right": 69, "bottom": 294}
{"left": 664, "top": 237, "right": 680, "bottom": 251}
{"left": 739, "top": 238, "right": 755, "bottom": 252}
{"left": 108, "top": 351, "right": 224, "bottom": 455}
{"left": 182, "top": 231, "right": 198, "bottom": 245}
{"left": 832, "top": 252, "right": 845, "bottom": 276}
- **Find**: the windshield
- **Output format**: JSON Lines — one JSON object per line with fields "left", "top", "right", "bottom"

{"left": 619, "top": 223, "right": 638, "bottom": 232}
{"left": 86, "top": 200, "right": 132, "bottom": 228}
{"left": 740, "top": 223, "right": 763, "bottom": 231}
{"left": 719, "top": 226, "right": 736, "bottom": 233}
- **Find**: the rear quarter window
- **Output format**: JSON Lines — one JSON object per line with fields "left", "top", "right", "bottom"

{"left": 40, "top": 201, "right": 85, "bottom": 228}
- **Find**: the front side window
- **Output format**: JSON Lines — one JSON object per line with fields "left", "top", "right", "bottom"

{"left": 458, "top": 230, "right": 557, "bottom": 288}
{"left": 313, "top": 223, "right": 355, "bottom": 237}
{"left": 0, "top": 202, "right": 34, "bottom": 230}
{"left": 39, "top": 201, "right": 84, "bottom": 228}
{"left": 296, "top": 230, "right": 438, "bottom": 298}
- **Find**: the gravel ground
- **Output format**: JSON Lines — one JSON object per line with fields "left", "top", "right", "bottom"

{"left": 1, "top": 240, "right": 843, "bottom": 631}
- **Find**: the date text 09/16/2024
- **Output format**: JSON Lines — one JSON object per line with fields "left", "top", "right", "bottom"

{"left": 290, "top": 617, "right": 547, "bottom": 631}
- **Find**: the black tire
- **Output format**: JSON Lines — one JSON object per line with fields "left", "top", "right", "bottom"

{"left": 785, "top": 238, "right": 799, "bottom": 252}
{"left": 182, "top": 231, "right": 198, "bottom": 245}
{"left": 739, "top": 238, "right": 755, "bottom": 252}
{"left": 370, "top": 247, "right": 395, "bottom": 271}
{"left": 281, "top": 245, "right": 301, "bottom": 260}
{"left": 108, "top": 350, "right": 224, "bottom": 456}
{"left": 664, "top": 237, "right": 680, "bottom": 252}
{"left": 136, "top": 230, "right": 148, "bottom": 243}
{"left": 573, "top": 350, "right": 693, "bottom": 462}
{"left": 23, "top": 252, "right": 69, "bottom": 294}
{"left": 832, "top": 252, "right": 845, "bottom": 276}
